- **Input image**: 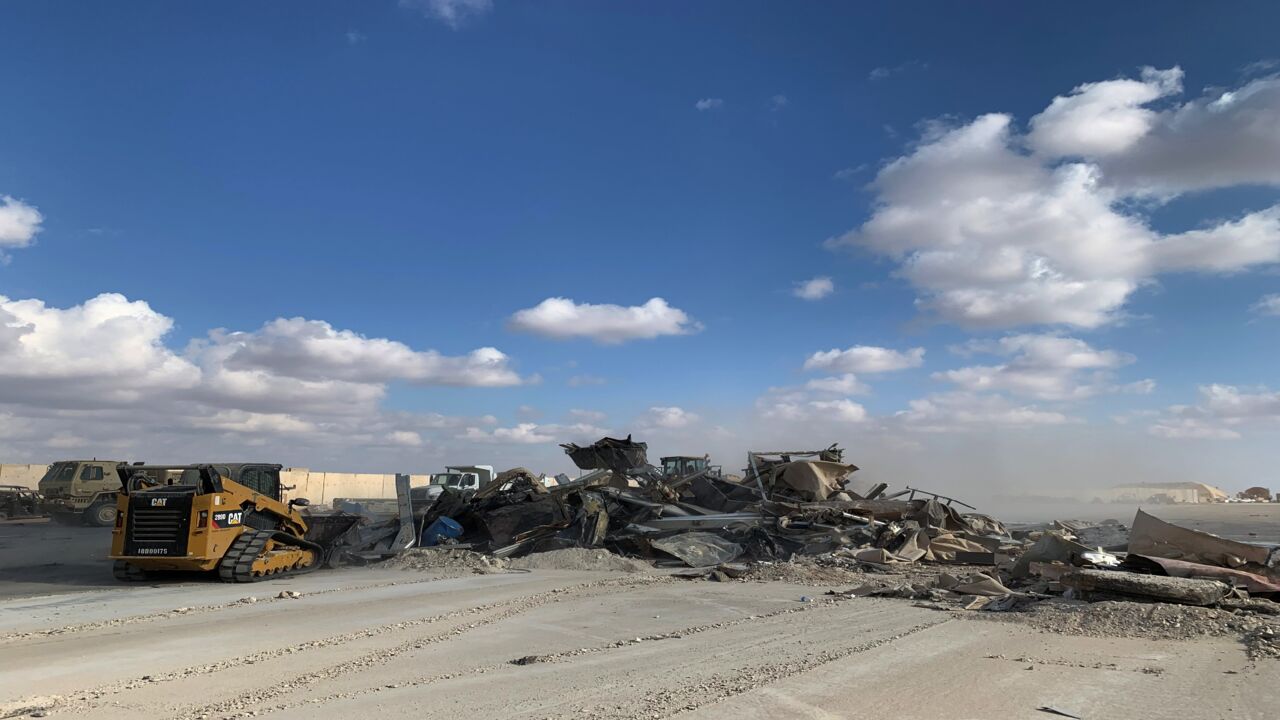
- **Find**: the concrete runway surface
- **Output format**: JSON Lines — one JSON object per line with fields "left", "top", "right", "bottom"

{"left": 0, "top": 512, "right": 1277, "bottom": 719}
{"left": 0, "top": 564, "right": 1275, "bottom": 719}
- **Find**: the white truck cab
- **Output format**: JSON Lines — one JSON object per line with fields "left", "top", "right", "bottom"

{"left": 424, "top": 465, "right": 495, "bottom": 498}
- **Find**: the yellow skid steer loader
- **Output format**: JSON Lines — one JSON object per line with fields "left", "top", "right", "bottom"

{"left": 109, "top": 463, "right": 358, "bottom": 583}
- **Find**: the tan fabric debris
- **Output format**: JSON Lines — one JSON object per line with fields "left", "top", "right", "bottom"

{"left": 937, "top": 571, "right": 1013, "bottom": 597}
{"left": 887, "top": 527, "right": 931, "bottom": 562}
{"left": 925, "top": 533, "right": 990, "bottom": 562}
{"left": 777, "top": 460, "right": 856, "bottom": 502}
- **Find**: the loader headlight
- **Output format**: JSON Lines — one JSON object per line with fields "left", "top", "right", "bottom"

{"left": 197, "top": 510, "right": 208, "bottom": 528}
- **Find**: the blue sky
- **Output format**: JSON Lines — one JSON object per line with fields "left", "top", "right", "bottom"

{"left": 2, "top": 1, "right": 1279, "bottom": 498}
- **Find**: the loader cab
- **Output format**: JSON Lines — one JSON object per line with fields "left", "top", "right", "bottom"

{"left": 210, "top": 464, "right": 283, "bottom": 501}
{"left": 119, "top": 463, "right": 282, "bottom": 500}
{"left": 661, "top": 456, "right": 709, "bottom": 479}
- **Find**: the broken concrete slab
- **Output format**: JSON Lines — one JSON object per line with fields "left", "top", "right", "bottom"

{"left": 1060, "top": 567, "right": 1230, "bottom": 606}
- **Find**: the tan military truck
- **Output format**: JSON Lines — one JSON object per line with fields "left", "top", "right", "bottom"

{"left": 38, "top": 459, "right": 128, "bottom": 526}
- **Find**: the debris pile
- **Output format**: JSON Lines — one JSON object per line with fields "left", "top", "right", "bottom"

{"left": 400, "top": 434, "right": 1280, "bottom": 642}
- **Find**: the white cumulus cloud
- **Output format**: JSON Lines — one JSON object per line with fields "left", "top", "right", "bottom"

{"left": 0, "top": 196, "right": 43, "bottom": 249}
{"left": 807, "top": 398, "right": 868, "bottom": 422}
{"left": 804, "top": 374, "right": 870, "bottom": 395}
{"left": 803, "top": 345, "right": 924, "bottom": 374}
{"left": 793, "top": 276, "right": 834, "bottom": 300}
{"left": 0, "top": 293, "right": 200, "bottom": 406}
{"left": 828, "top": 67, "right": 1280, "bottom": 329}
{"left": 756, "top": 388, "right": 868, "bottom": 424}
{"left": 937, "top": 334, "right": 1140, "bottom": 401}
{"left": 386, "top": 430, "right": 424, "bottom": 447}
{"left": 461, "top": 423, "right": 555, "bottom": 444}
{"left": 212, "top": 317, "right": 528, "bottom": 387}
{"left": 640, "top": 406, "right": 698, "bottom": 429}
{"left": 1099, "top": 76, "right": 1280, "bottom": 195}
{"left": 460, "top": 420, "right": 608, "bottom": 445}
{"left": 1028, "top": 67, "right": 1184, "bottom": 158}
{"left": 0, "top": 290, "right": 531, "bottom": 462}
{"left": 508, "top": 297, "right": 701, "bottom": 344}
{"left": 695, "top": 98, "right": 724, "bottom": 111}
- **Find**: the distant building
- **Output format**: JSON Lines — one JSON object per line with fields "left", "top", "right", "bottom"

{"left": 1238, "top": 486, "right": 1273, "bottom": 501}
{"left": 1090, "top": 481, "right": 1228, "bottom": 504}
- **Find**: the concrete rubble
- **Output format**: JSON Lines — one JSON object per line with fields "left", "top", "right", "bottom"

{"left": 344, "top": 433, "right": 1280, "bottom": 649}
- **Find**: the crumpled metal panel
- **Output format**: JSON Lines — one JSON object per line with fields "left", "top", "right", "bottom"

{"left": 652, "top": 531, "right": 743, "bottom": 567}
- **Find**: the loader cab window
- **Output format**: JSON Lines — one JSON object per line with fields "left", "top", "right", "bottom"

{"left": 79, "top": 465, "right": 104, "bottom": 482}
{"left": 663, "top": 457, "right": 706, "bottom": 477}
{"left": 238, "top": 467, "right": 281, "bottom": 500}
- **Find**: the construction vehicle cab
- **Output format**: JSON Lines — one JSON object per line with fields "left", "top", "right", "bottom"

{"left": 661, "top": 456, "right": 715, "bottom": 480}
{"left": 423, "top": 464, "right": 496, "bottom": 501}
{"left": 109, "top": 463, "right": 354, "bottom": 583}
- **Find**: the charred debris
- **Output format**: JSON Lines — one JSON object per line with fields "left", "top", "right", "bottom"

{"left": 341, "top": 434, "right": 1280, "bottom": 622}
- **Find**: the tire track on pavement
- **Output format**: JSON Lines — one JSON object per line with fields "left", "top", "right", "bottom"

{"left": 0, "top": 574, "right": 472, "bottom": 643}
{"left": 206, "top": 596, "right": 853, "bottom": 718}
{"left": 1, "top": 575, "right": 666, "bottom": 720}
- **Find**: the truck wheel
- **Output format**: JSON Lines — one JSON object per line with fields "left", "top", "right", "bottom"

{"left": 86, "top": 502, "right": 118, "bottom": 527}
{"left": 112, "top": 560, "right": 148, "bottom": 582}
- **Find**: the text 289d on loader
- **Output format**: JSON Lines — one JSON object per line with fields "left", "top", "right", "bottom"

{"left": 110, "top": 463, "right": 357, "bottom": 583}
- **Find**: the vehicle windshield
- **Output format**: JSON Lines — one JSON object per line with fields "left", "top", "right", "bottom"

{"left": 663, "top": 458, "right": 707, "bottom": 476}
{"left": 430, "top": 473, "right": 463, "bottom": 487}
{"left": 39, "top": 462, "right": 76, "bottom": 484}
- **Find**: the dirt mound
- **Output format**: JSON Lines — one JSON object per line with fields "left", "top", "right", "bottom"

{"left": 743, "top": 560, "right": 869, "bottom": 586}
{"left": 387, "top": 547, "right": 651, "bottom": 574}
{"left": 385, "top": 548, "right": 508, "bottom": 573}
{"left": 980, "top": 597, "right": 1278, "bottom": 645}
{"left": 506, "top": 548, "right": 652, "bottom": 573}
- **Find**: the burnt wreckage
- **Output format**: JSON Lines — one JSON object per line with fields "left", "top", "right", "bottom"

{"left": 411, "top": 435, "right": 1010, "bottom": 568}
{"left": 401, "top": 434, "right": 1280, "bottom": 624}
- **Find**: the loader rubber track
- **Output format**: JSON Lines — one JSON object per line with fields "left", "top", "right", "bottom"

{"left": 218, "top": 528, "right": 274, "bottom": 583}
{"left": 218, "top": 527, "right": 324, "bottom": 583}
